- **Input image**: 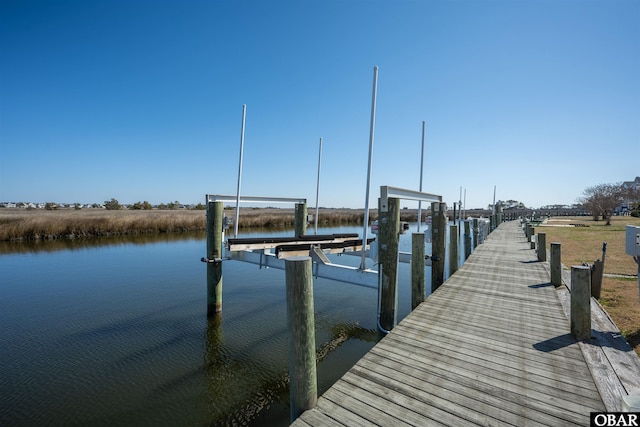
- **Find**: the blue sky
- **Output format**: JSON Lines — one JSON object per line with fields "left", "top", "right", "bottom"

{"left": 1, "top": 0, "right": 638, "bottom": 209}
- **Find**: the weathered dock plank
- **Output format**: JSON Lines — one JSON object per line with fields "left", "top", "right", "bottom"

{"left": 551, "top": 261, "right": 640, "bottom": 411}
{"left": 292, "top": 221, "right": 612, "bottom": 426}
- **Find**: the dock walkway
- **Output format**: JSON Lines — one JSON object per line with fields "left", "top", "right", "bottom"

{"left": 292, "top": 220, "right": 635, "bottom": 426}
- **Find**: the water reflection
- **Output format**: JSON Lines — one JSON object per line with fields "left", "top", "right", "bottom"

{"left": 0, "top": 230, "right": 207, "bottom": 255}
{"left": 0, "top": 222, "right": 472, "bottom": 426}
{"left": 200, "top": 314, "right": 377, "bottom": 426}
{"left": 202, "top": 314, "right": 290, "bottom": 426}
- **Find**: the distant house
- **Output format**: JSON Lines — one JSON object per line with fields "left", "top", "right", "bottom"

{"left": 617, "top": 177, "right": 640, "bottom": 215}
{"left": 623, "top": 176, "right": 640, "bottom": 191}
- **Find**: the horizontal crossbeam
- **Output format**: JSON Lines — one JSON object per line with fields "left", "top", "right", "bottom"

{"left": 228, "top": 249, "right": 378, "bottom": 288}
{"left": 207, "top": 194, "right": 306, "bottom": 204}
{"left": 380, "top": 186, "right": 442, "bottom": 212}
{"left": 227, "top": 234, "right": 359, "bottom": 251}
{"left": 275, "top": 238, "right": 376, "bottom": 259}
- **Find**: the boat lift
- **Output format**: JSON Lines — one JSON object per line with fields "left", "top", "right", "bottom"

{"left": 205, "top": 194, "right": 379, "bottom": 288}
{"left": 205, "top": 67, "right": 443, "bottom": 317}
{"left": 207, "top": 185, "right": 441, "bottom": 290}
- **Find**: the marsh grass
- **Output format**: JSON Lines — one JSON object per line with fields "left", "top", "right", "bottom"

{"left": 230, "top": 208, "right": 376, "bottom": 228}
{"left": 0, "top": 209, "right": 206, "bottom": 240}
{"left": 0, "top": 208, "right": 410, "bottom": 241}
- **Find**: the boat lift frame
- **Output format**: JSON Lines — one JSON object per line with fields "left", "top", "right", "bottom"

{"left": 213, "top": 185, "right": 442, "bottom": 289}
{"left": 206, "top": 194, "right": 306, "bottom": 205}
{"left": 210, "top": 67, "right": 443, "bottom": 291}
{"left": 206, "top": 193, "right": 379, "bottom": 288}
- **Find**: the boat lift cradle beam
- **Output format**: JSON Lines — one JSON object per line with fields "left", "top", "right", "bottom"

{"left": 228, "top": 249, "right": 379, "bottom": 289}
{"left": 207, "top": 193, "right": 378, "bottom": 288}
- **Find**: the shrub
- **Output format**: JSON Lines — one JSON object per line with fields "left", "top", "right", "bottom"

{"left": 104, "top": 198, "right": 122, "bottom": 210}
{"left": 131, "top": 201, "right": 153, "bottom": 210}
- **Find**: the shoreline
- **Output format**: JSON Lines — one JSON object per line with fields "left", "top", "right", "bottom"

{"left": 0, "top": 206, "right": 627, "bottom": 242}
{"left": 1, "top": 208, "right": 390, "bottom": 241}
{"left": 0, "top": 205, "right": 594, "bottom": 242}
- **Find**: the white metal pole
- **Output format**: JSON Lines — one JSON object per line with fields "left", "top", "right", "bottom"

{"left": 314, "top": 137, "right": 322, "bottom": 235}
{"left": 234, "top": 104, "right": 246, "bottom": 238}
{"left": 492, "top": 185, "right": 496, "bottom": 215}
{"left": 463, "top": 188, "right": 466, "bottom": 219}
{"left": 417, "top": 121, "right": 425, "bottom": 232}
{"left": 360, "top": 66, "right": 379, "bottom": 270}
{"left": 459, "top": 186, "right": 462, "bottom": 223}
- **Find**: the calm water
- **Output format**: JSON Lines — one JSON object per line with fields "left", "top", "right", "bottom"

{"left": 0, "top": 223, "right": 467, "bottom": 426}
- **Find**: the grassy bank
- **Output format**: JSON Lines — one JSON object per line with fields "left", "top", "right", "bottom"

{"left": 1, "top": 208, "right": 405, "bottom": 241}
{"left": 536, "top": 216, "right": 640, "bottom": 355}
{"left": 0, "top": 209, "right": 206, "bottom": 240}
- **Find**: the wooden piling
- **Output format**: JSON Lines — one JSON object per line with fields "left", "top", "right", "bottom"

{"left": 550, "top": 242, "right": 562, "bottom": 287}
{"left": 537, "top": 232, "right": 546, "bottom": 262}
{"left": 464, "top": 220, "right": 472, "bottom": 260}
{"left": 431, "top": 202, "right": 446, "bottom": 292}
{"left": 294, "top": 202, "right": 307, "bottom": 237}
{"left": 480, "top": 221, "right": 486, "bottom": 244}
{"left": 411, "top": 232, "right": 425, "bottom": 310}
{"left": 591, "top": 260, "right": 604, "bottom": 299}
{"left": 206, "top": 201, "right": 224, "bottom": 315}
{"left": 285, "top": 256, "right": 317, "bottom": 421}
{"left": 530, "top": 227, "right": 536, "bottom": 249}
{"left": 449, "top": 224, "right": 459, "bottom": 276}
{"left": 472, "top": 218, "right": 479, "bottom": 250}
{"left": 571, "top": 265, "right": 591, "bottom": 341}
{"left": 379, "top": 197, "right": 400, "bottom": 333}
{"left": 452, "top": 203, "right": 457, "bottom": 225}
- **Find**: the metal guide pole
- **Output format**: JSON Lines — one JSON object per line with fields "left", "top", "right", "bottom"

{"left": 492, "top": 185, "right": 496, "bottom": 215}
{"left": 459, "top": 186, "right": 462, "bottom": 223}
{"left": 463, "top": 188, "right": 466, "bottom": 219}
{"left": 234, "top": 104, "right": 246, "bottom": 238}
{"left": 360, "top": 66, "right": 378, "bottom": 270}
{"left": 314, "top": 137, "right": 322, "bottom": 234}
{"left": 417, "top": 121, "right": 425, "bottom": 232}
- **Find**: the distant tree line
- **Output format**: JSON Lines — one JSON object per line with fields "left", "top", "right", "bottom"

{"left": 578, "top": 182, "right": 640, "bottom": 224}
{"left": 487, "top": 200, "right": 528, "bottom": 210}
{"left": 481, "top": 182, "right": 640, "bottom": 222}
{"left": 103, "top": 198, "right": 205, "bottom": 211}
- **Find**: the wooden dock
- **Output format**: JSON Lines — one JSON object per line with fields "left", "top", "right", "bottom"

{"left": 292, "top": 220, "right": 640, "bottom": 426}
